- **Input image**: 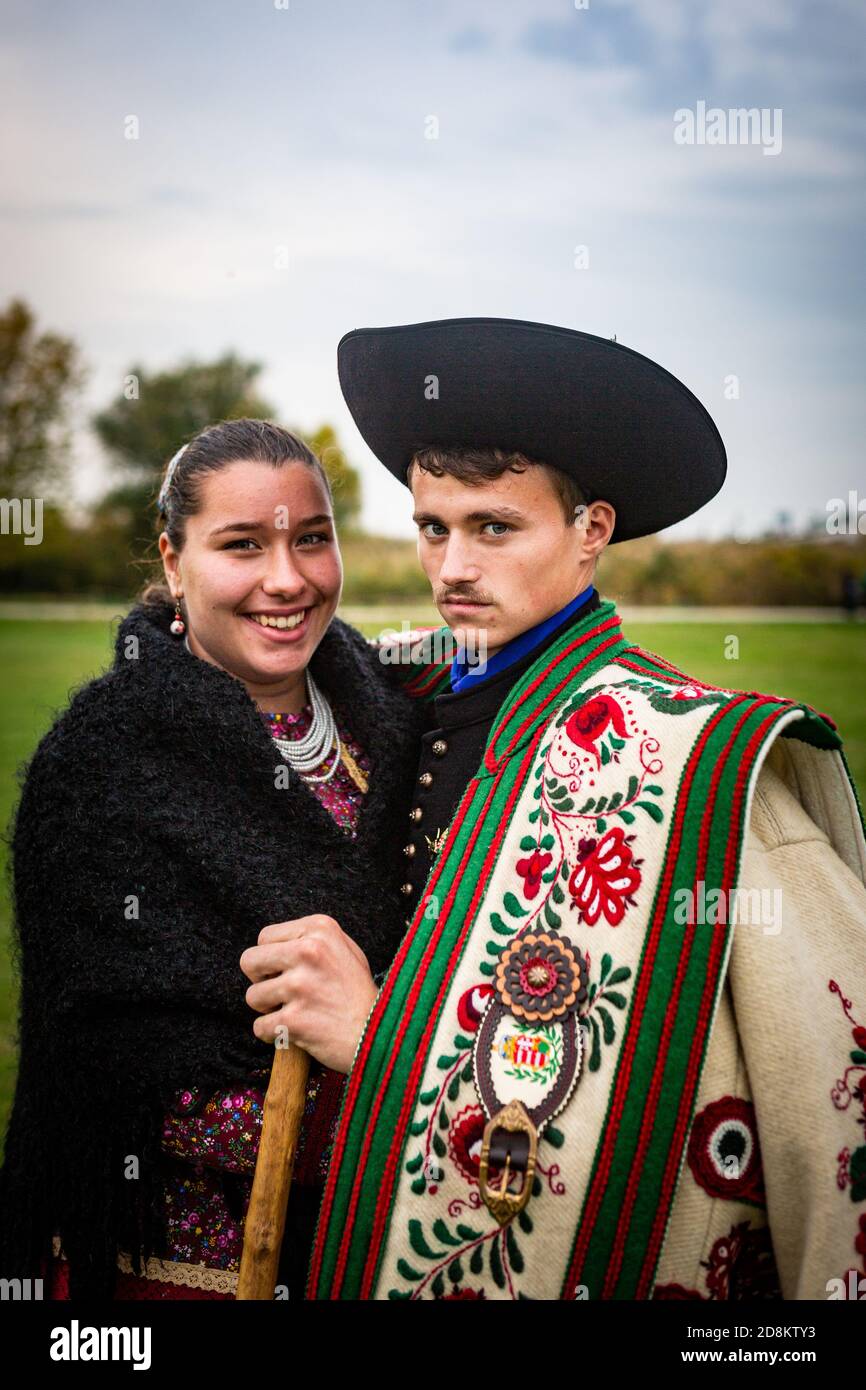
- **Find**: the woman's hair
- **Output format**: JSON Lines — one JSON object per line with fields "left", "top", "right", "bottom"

{"left": 139, "top": 418, "right": 332, "bottom": 606}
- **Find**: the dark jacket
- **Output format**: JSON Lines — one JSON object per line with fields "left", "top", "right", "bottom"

{"left": 0, "top": 597, "right": 426, "bottom": 1298}
{"left": 399, "top": 588, "right": 601, "bottom": 913}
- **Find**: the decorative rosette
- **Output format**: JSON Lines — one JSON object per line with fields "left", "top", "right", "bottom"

{"left": 494, "top": 931, "right": 588, "bottom": 1024}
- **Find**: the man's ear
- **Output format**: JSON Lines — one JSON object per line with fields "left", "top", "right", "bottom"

{"left": 575, "top": 500, "right": 615, "bottom": 558}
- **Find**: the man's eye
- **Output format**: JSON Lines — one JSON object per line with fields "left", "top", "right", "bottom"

{"left": 420, "top": 523, "right": 447, "bottom": 538}
{"left": 483, "top": 522, "right": 511, "bottom": 536}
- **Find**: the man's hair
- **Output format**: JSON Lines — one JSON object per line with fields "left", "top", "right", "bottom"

{"left": 407, "top": 445, "right": 587, "bottom": 526}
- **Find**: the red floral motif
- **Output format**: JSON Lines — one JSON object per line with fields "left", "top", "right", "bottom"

{"left": 456, "top": 983, "right": 493, "bottom": 1034}
{"left": 702, "top": 1220, "right": 781, "bottom": 1300}
{"left": 655, "top": 1223, "right": 781, "bottom": 1301}
{"left": 687, "top": 1096, "right": 766, "bottom": 1205}
{"left": 671, "top": 684, "right": 704, "bottom": 702}
{"left": 448, "top": 1105, "right": 502, "bottom": 1187}
{"left": 516, "top": 848, "right": 552, "bottom": 899}
{"left": 564, "top": 694, "right": 630, "bottom": 769}
{"left": 828, "top": 979, "right": 866, "bottom": 1271}
{"left": 568, "top": 826, "right": 642, "bottom": 926}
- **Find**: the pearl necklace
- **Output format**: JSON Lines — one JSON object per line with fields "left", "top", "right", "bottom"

{"left": 270, "top": 670, "right": 342, "bottom": 783}
{"left": 182, "top": 631, "right": 366, "bottom": 790}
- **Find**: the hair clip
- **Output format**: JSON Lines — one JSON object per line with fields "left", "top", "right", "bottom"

{"left": 157, "top": 443, "right": 189, "bottom": 513}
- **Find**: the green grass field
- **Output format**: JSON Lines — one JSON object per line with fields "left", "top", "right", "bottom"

{"left": 1, "top": 614, "right": 864, "bottom": 1147}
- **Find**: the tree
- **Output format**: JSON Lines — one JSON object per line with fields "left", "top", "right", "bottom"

{"left": 0, "top": 298, "right": 86, "bottom": 497}
{"left": 91, "top": 352, "right": 362, "bottom": 548}
{"left": 92, "top": 352, "right": 276, "bottom": 526}
{"left": 306, "top": 423, "right": 361, "bottom": 532}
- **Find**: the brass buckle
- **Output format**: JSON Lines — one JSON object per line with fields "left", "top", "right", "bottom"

{"left": 478, "top": 1099, "right": 538, "bottom": 1225}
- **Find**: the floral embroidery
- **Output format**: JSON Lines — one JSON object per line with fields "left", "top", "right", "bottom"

{"left": 653, "top": 1220, "right": 781, "bottom": 1301}
{"left": 387, "top": 678, "right": 724, "bottom": 1299}
{"left": 494, "top": 931, "right": 587, "bottom": 1023}
{"left": 829, "top": 979, "right": 866, "bottom": 1276}
{"left": 515, "top": 848, "right": 552, "bottom": 898}
{"left": 568, "top": 826, "right": 643, "bottom": 927}
{"left": 564, "top": 693, "right": 631, "bottom": 769}
{"left": 687, "top": 1096, "right": 766, "bottom": 1206}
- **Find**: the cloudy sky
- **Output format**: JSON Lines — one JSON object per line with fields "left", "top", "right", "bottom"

{"left": 2, "top": 0, "right": 863, "bottom": 538}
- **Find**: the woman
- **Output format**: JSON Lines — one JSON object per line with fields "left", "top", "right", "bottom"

{"left": 0, "top": 419, "right": 426, "bottom": 1300}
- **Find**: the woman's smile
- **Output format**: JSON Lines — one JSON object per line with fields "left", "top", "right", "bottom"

{"left": 241, "top": 607, "right": 315, "bottom": 642}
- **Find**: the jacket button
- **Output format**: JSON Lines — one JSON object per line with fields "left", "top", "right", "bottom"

{"left": 410, "top": 807, "right": 423, "bottom": 822}
{"left": 400, "top": 882, "right": 414, "bottom": 896}
{"left": 403, "top": 843, "right": 416, "bottom": 857}
{"left": 418, "top": 771, "right": 433, "bottom": 786}
{"left": 432, "top": 739, "right": 448, "bottom": 756}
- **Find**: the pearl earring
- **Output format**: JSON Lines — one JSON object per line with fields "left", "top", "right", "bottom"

{"left": 170, "top": 597, "right": 186, "bottom": 637}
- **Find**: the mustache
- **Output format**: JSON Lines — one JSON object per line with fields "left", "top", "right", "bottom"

{"left": 438, "top": 590, "right": 494, "bottom": 605}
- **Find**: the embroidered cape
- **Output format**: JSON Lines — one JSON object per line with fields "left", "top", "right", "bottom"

{"left": 306, "top": 599, "right": 866, "bottom": 1299}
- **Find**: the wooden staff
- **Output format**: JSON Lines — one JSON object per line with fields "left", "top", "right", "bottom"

{"left": 236, "top": 1040, "right": 311, "bottom": 1299}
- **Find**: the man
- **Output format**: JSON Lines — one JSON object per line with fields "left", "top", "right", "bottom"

{"left": 259, "top": 318, "right": 866, "bottom": 1300}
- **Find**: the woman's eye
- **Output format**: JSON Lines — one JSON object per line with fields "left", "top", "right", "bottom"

{"left": 297, "top": 532, "right": 331, "bottom": 546}
{"left": 223, "top": 538, "right": 260, "bottom": 550}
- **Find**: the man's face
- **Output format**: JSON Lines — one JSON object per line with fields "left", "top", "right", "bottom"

{"left": 411, "top": 463, "right": 609, "bottom": 655}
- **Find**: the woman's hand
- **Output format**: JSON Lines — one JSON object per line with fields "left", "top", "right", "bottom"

{"left": 240, "top": 914, "right": 380, "bottom": 1074}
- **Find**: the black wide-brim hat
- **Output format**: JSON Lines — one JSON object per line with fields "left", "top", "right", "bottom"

{"left": 337, "top": 316, "right": 726, "bottom": 543}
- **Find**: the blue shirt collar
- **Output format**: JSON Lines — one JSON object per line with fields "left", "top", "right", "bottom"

{"left": 449, "top": 583, "right": 596, "bottom": 694}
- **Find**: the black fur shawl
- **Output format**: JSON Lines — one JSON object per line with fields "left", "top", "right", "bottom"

{"left": 0, "top": 598, "right": 426, "bottom": 1298}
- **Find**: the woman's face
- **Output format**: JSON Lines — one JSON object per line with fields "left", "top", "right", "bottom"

{"left": 159, "top": 457, "right": 343, "bottom": 696}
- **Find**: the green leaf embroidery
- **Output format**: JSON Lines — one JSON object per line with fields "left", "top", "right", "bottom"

{"left": 504, "top": 891, "right": 528, "bottom": 917}
{"left": 606, "top": 966, "right": 631, "bottom": 987}
{"left": 597, "top": 1004, "right": 615, "bottom": 1045}
{"left": 490, "top": 1234, "right": 506, "bottom": 1288}
{"left": 506, "top": 1225, "right": 524, "bottom": 1273}
{"left": 433, "top": 1219, "right": 461, "bottom": 1247}
{"left": 408, "top": 1221, "right": 445, "bottom": 1259}
{"left": 544, "top": 900, "right": 561, "bottom": 929}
